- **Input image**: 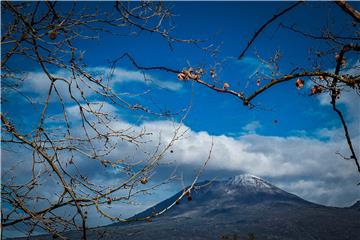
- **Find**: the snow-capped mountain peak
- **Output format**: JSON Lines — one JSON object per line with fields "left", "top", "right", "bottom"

{"left": 108, "top": 174, "right": 359, "bottom": 240}
{"left": 227, "top": 174, "right": 269, "bottom": 186}
{"left": 225, "top": 174, "right": 279, "bottom": 194}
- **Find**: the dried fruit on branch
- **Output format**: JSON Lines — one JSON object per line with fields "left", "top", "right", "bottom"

{"left": 140, "top": 177, "right": 148, "bottom": 184}
{"left": 49, "top": 30, "right": 57, "bottom": 40}
{"left": 295, "top": 78, "right": 304, "bottom": 89}
{"left": 334, "top": 88, "right": 341, "bottom": 99}
{"left": 210, "top": 68, "right": 215, "bottom": 78}
{"left": 335, "top": 54, "right": 340, "bottom": 61}
{"left": 341, "top": 58, "right": 347, "bottom": 67}
{"left": 311, "top": 85, "right": 322, "bottom": 95}
{"left": 177, "top": 73, "right": 186, "bottom": 80}
{"left": 223, "top": 82, "right": 230, "bottom": 89}
{"left": 177, "top": 67, "right": 203, "bottom": 81}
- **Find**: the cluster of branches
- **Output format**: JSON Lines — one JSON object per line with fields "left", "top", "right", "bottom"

{"left": 1, "top": 1, "right": 205, "bottom": 239}
{"left": 196, "top": 1, "right": 360, "bottom": 172}
{"left": 1, "top": 1, "right": 359, "bottom": 239}
{"left": 120, "top": 1, "right": 360, "bottom": 173}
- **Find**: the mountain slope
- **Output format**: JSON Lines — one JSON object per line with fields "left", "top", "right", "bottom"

{"left": 100, "top": 174, "right": 360, "bottom": 240}
{"left": 15, "top": 174, "right": 360, "bottom": 240}
{"left": 92, "top": 175, "right": 360, "bottom": 240}
{"left": 127, "top": 174, "right": 311, "bottom": 221}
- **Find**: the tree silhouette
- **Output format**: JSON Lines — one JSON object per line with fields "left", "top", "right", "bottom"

{"left": 194, "top": 1, "right": 360, "bottom": 172}
{"left": 1, "top": 1, "right": 206, "bottom": 239}
{"left": 1, "top": 1, "right": 359, "bottom": 239}
{"left": 122, "top": 1, "right": 360, "bottom": 174}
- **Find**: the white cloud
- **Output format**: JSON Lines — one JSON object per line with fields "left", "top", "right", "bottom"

{"left": 61, "top": 103, "right": 360, "bottom": 206}
{"left": 4, "top": 67, "right": 181, "bottom": 104}
{"left": 4, "top": 100, "right": 359, "bottom": 209}
{"left": 165, "top": 127, "right": 357, "bottom": 178}
{"left": 65, "top": 101, "right": 118, "bottom": 120}
{"left": 3, "top": 65, "right": 360, "bottom": 234}
{"left": 3, "top": 99, "right": 360, "bottom": 239}
{"left": 316, "top": 60, "right": 360, "bottom": 121}
{"left": 89, "top": 67, "right": 182, "bottom": 91}
{"left": 242, "top": 120, "right": 262, "bottom": 134}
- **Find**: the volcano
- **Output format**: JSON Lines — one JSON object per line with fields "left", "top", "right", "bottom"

{"left": 16, "top": 174, "right": 360, "bottom": 240}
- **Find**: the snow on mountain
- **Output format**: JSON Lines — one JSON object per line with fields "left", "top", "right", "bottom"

{"left": 227, "top": 174, "right": 273, "bottom": 189}
{"left": 224, "top": 174, "right": 283, "bottom": 195}
{"left": 23, "top": 174, "right": 360, "bottom": 240}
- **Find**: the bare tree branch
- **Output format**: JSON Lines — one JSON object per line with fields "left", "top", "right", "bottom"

{"left": 335, "top": 0, "right": 360, "bottom": 22}
{"left": 238, "top": 1, "right": 303, "bottom": 60}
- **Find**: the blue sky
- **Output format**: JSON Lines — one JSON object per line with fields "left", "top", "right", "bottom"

{"left": 3, "top": 1, "right": 357, "bottom": 136}
{"left": 58, "top": 1, "right": 356, "bottom": 137}
{"left": 2, "top": 1, "right": 360, "bottom": 237}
